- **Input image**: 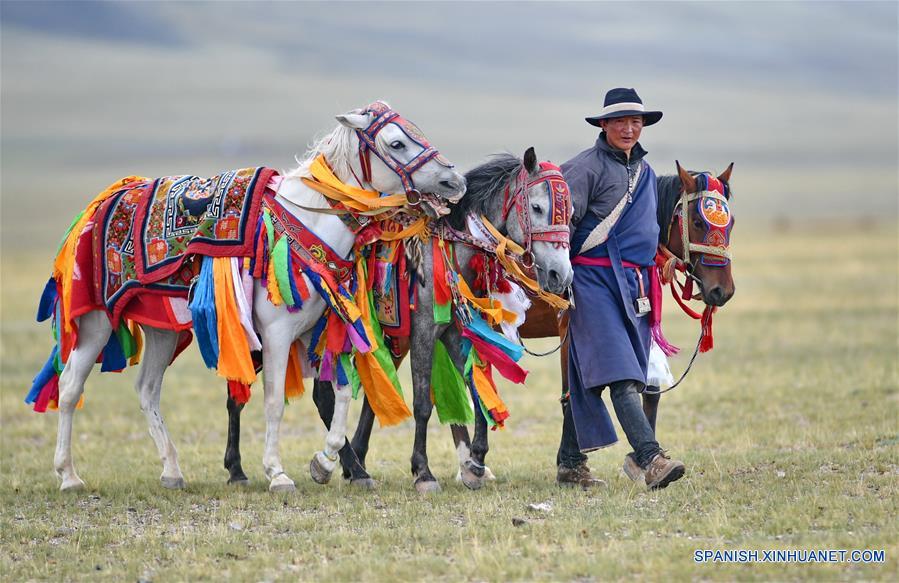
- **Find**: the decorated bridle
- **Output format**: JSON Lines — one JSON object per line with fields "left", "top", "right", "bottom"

{"left": 671, "top": 172, "right": 733, "bottom": 269}
{"left": 651, "top": 171, "right": 734, "bottom": 387}
{"left": 436, "top": 159, "right": 572, "bottom": 310}
{"left": 355, "top": 101, "right": 453, "bottom": 200}
{"left": 501, "top": 161, "right": 573, "bottom": 266}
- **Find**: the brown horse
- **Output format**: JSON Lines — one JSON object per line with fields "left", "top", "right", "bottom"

{"left": 518, "top": 162, "right": 736, "bottom": 472}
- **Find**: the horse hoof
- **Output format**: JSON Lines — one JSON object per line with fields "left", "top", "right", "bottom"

{"left": 227, "top": 477, "right": 250, "bottom": 486}
{"left": 414, "top": 480, "right": 441, "bottom": 494}
{"left": 60, "top": 477, "right": 85, "bottom": 492}
{"left": 161, "top": 476, "right": 186, "bottom": 490}
{"left": 269, "top": 473, "right": 296, "bottom": 493}
{"left": 460, "top": 461, "right": 486, "bottom": 491}
{"left": 309, "top": 453, "right": 334, "bottom": 485}
{"left": 350, "top": 477, "right": 377, "bottom": 490}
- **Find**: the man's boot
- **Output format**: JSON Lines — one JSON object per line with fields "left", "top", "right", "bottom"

{"left": 556, "top": 463, "right": 607, "bottom": 489}
{"left": 622, "top": 453, "right": 644, "bottom": 482}
{"left": 643, "top": 452, "right": 685, "bottom": 489}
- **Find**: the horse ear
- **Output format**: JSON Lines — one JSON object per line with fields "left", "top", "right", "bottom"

{"left": 335, "top": 109, "right": 371, "bottom": 131}
{"left": 676, "top": 160, "right": 697, "bottom": 193}
{"left": 717, "top": 162, "right": 734, "bottom": 184}
{"left": 523, "top": 147, "right": 538, "bottom": 175}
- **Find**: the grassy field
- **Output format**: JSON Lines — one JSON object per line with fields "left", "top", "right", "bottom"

{"left": 1, "top": 224, "right": 897, "bottom": 581}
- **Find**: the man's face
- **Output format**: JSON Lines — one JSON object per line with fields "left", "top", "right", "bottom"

{"left": 600, "top": 115, "right": 644, "bottom": 153}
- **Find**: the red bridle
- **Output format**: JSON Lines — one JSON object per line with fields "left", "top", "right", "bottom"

{"left": 355, "top": 101, "right": 453, "bottom": 199}
{"left": 502, "top": 162, "right": 572, "bottom": 265}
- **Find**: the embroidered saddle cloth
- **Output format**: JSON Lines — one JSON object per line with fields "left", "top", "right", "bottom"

{"left": 91, "top": 167, "right": 275, "bottom": 324}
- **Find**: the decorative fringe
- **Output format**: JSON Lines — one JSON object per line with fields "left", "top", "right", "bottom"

{"left": 228, "top": 380, "right": 252, "bottom": 405}
{"left": 37, "top": 278, "right": 57, "bottom": 322}
{"left": 432, "top": 238, "right": 452, "bottom": 324}
{"left": 128, "top": 320, "right": 144, "bottom": 366}
{"left": 650, "top": 265, "right": 679, "bottom": 357}
{"left": 53, "top": 176, "right": 148, "bottom": 334}
{"left": 272, "top": 235, "right": 294, "bottom": 308}
{"left": 430, "top": 340, "right": 473, "bottom": 425}
{"left": 190, "top": 256, "right": 220, "bottom": 369}
{"left": 700, "top": 306, "right": 716, "bottom": 353}
{"left": 100, "top": 327, "right": 127, "bottom": 372}
{"left": 213, "top": 257, "right": 256, "bottom": 384}
{"left": 352, "top": 263, "right": 410, "bottom": 427}
{"left": 471, "top": 363, "right": 510, "bottom": 429}
{"left": 652, "top": 324, "right": 680, "bottom": 357}
{"left": 285, "top": 341, "right": 305, "bottom": 402}
{"left": 231, "top": 258, "right": 261, "bottom": 352}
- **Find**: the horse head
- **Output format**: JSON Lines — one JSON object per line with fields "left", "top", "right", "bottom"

{"left": 334, "top": 101, "right": 466, "bottom": 216}
{"left": 506, "top": 147, "right": 574, "bottom": 295}
{"left": 663, "top": 162, "right": 736, "bottom": 307}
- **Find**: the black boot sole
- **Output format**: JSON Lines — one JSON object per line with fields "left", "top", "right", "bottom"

{"left": 648, "top": 464, "right": 685, "bottom": 490}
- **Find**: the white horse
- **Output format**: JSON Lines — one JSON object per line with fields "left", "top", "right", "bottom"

{"left": 51, "top": 101, "right": 466, "bottom": 492}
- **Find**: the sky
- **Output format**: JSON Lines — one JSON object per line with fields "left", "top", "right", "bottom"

{"left": 1, "top": 0, "right": 897, "bottom": 250}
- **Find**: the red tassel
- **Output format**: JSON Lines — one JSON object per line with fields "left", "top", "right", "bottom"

{"left": 699, "top": 306, "right": 716, "bottom": 353}
{"left": 469, "top": 254, "right": 488, "bottom": 292}
{"left": 228, "top": 380, "right": 252, "bottom": 404}
{"left": 33, "top": 376, "right": 60, "bottom": 413}
{"left": 432, "top": 239, "right": 453, "bottom": 306}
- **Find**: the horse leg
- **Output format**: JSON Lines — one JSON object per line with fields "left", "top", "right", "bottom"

{"left": 409, "top": 322, "right": 440, "bottom": 493}
{"left": 53, "top": 311, "right": 110, "bottom": 491}
{"left": 259, "top": 325, "right": 295, "bottom": 492}
{"left": 309, "top": 380, "right": 352, "bottom": 485}
{"left": 224, "top": 392, "right": 248, "bottom": 484}
{"left": 312, "top": 379, "right": 373, "bottom": 488}
{"left": 348, "top": 395, "right": 376, "bottom": 475}
{"left": 440, "top": 325, "right": 490, "bottom": 490}
{"left": 134, "top": 326, "right": 184, "bottom": 489}
{"left": 642, "top": 390, "right": 660, "bottom": 434}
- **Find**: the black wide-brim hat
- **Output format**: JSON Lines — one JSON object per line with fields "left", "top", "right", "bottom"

{"left": 585, "top": 87, "right": 663, "bottom": 127}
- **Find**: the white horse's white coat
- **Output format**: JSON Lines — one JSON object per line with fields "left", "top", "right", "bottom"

{"left": 52, "top": 104, "right": 465, "bottom": 492}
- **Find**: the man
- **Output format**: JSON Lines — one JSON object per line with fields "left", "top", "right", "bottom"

{"left": 556, "top": 87, "right": 685, "bottom": 490}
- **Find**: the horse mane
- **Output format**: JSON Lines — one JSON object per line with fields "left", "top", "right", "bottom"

{"left": 448, "top": 153, "right": 521, "bottom": 230}
{"left": 656, "top": 174, "right": 683, "bottom": 246}
{"left": 284, "top": 101, "right": 394, "bottom": 181}
{"left": 656, "top": 170, "right": 732, "bottom": 245}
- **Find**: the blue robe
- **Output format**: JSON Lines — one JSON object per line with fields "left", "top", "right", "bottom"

{"left": 567, "top": 163, "right": 659, "bottom": 451}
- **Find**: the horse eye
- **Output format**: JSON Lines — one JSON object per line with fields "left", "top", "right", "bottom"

{"left": 531, "top": 203, "right": 543, "bottom": 214}
{"left": 390, "top": 141, "right": 405, "bottom": 150}
{"left": 693, "top": 218, "right": 705, "bottom": 229}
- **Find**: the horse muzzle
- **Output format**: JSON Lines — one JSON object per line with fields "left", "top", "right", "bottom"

{"left": 703, "top": 283, "right": 734, "bottom": 307}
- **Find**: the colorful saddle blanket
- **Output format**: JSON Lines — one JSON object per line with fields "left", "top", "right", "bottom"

{"left": 94, "top": 167, "right": 275, "bottom": 324}
{"left": 134, "top": 167, "right": 274, "bottom": 282}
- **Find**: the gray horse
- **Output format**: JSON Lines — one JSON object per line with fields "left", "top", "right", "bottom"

{"left": 224, "top": 148, "right": 572, "bottom": 491}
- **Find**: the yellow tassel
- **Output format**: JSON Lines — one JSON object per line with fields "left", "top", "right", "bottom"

{"left": 266, "top": 256, "right": 283, "bottom": 305}
{"left": 302, "top": 155, "right": 410, "bottom": 211}
{"left": 472, "top": 365, "right": 507, "bottom": 415}
{"left": 479, "top": 215, "right": 569, "bottom": 310}
{"left": 129, "top": 320, "right": 143, "bottom": 366}
{"left": 213, "top": 258, "right": 256, "bottom": 384}
{"left": 285, "top": 341, "right": 305, "bottom": 401}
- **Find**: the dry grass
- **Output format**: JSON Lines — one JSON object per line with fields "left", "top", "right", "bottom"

{"left": 1, "top": 224, "right": 897, "bottom": 581}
